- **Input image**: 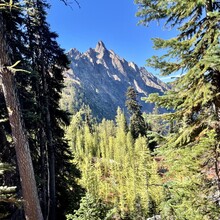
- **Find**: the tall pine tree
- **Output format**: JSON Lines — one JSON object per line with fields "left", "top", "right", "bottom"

{"left": 0, "top": 0, "right": 79, "bottom": 218}
{"left": 126, "top": 86, "right": 147, "bottom": 139}
{"left": 136, "top": 0, "right": 220, "bottom": 218}
{"left": 23, "top": 0, "right": 76, "bottom": 219}
{"left": 0, "top": 1, "right": 43, "bottom": 219}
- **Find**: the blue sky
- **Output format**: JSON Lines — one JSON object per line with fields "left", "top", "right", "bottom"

{"left": 47, "top": 0, "right": 177, "bottom": 81}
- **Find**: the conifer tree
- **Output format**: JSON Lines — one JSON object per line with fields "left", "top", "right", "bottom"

{"left": 136, "top": 0, "right": 220, "bottom": 218}
{"left": 126, "top": 86, "right": 147, "bottom": 139}
{"left": 0, "top": 2, "right": 43, "bottom": 219}
{"left": 0, "top": 0, "right": 81, "bottom": 218}
{"left": 23, "top": 0, "right": 76, "bottom": 218}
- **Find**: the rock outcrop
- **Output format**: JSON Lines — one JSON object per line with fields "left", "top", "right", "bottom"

{"left": 61, "top": 41, "right": 169, "bottom": 120}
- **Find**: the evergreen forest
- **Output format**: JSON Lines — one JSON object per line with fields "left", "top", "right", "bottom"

{"left": 0, "top": 0, "right": 220, "bottom": 219}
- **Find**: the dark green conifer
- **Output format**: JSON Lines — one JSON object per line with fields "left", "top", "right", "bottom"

{"left": 24, "top": 1, "right": 79, "bottom": 219}
{"left": 126, "top": 86, "right": 147, "bottom": 139}
{"left": 136, "top": 0, "right": 220, "bottom": 218}
{"left": 0, "top": 1, "right": 43, "bottom": 218}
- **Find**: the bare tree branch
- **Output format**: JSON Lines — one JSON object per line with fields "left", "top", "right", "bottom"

{"left": 60, "top": 0, "right": 81, "bottom": 9}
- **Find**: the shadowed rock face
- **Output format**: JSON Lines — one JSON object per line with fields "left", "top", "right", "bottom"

{"left": 62, "top": 41, "right": 169, "bottom": 120}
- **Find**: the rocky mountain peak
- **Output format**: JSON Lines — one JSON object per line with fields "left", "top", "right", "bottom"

{"left": 62, "top": 41, "right": 169, "bottom": 120}
{"left": 95, "top": 40, "right": 107, "bottom": 52}
{"left": 68, "top": 48, "right": 81, "bottom": 58}
{"left": 95, "top": 41, "right": 108, "bottom": 59}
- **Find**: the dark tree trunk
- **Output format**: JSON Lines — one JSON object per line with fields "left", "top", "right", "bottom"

{"left": 39, "top": 127, "right": 49, "bottom": 219}
{"left": 42, "top": 69, "right": 56, "bottom": 220}
{"left": 0, "top": 13, "right": 43, "bottom": 220}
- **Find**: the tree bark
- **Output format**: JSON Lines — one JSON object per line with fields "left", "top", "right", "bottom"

{"left": 0, "top": 13, "right": 43, "bottom": 220}
{"left": 42, "top": 67, "right": 56, "bottom": 220}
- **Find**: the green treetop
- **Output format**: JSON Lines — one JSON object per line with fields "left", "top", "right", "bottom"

{"left": 126, "top": 86, "right": 147, "bottom": 139}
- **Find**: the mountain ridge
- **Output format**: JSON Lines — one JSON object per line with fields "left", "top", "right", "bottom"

{"left": 61, "top": 41, "right": 169, "bottom": 120}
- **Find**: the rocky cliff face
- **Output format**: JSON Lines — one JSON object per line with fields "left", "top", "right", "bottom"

{"left": 61, "top": 41, "right": 169, "bottom": 120}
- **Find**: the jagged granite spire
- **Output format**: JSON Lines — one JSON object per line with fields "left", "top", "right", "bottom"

{"left": 95, "top": 40, "right": 107, "bottom": 53}
{"left": 62, "top": 41, "right": 170, "bottom": 120}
